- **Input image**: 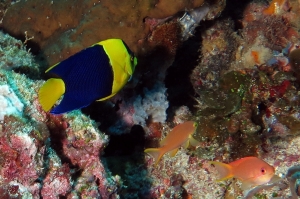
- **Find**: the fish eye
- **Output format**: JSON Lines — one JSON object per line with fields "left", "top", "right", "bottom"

{"left": 261, "top": 168, "right": 266, "bottom": 174}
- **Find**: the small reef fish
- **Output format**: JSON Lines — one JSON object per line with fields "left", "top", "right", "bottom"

{"left": 144, "top": 121, "right": 200, "bottom": 166}
{"left": 210, "top": 156, "right": 277, "bottom": 190}
{"left": 263, "top": 0, "right": 287, "bottom": 15}
{"left": 38, "top": 39, "right": 137, "bottom": 114}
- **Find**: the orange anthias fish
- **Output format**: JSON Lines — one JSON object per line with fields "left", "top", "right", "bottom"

{"left": 263, "top": 0, "right": 287, "bottom": 15}
{"left": 144, "top": 121, "right": 200, "bottom": 166}
{"left": 210, "top": 157, "right": 277, "bottom": 190}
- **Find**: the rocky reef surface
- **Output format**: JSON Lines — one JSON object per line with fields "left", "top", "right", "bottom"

{"left": 0, "top": 0, "right": 300, "bottom": 198}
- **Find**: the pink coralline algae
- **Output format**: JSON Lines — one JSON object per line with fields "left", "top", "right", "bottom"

{"left": 41, "top": 164, "right": 71, "bottom": 198}
{"left": 62, "top": 127, "right": 116, "bottom": 198}
{"left": 0, "top": 116, "right": 43, "bottom": 198}
{"left": 0, "top": 64, "right": 117, "bottom": 198}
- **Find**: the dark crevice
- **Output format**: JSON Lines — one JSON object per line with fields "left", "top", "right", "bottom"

{"left": 101, "top": 125, "right": 152, "bottom": 198}
{"left": 165, "top": 36, "right": 202, "bottom": 120}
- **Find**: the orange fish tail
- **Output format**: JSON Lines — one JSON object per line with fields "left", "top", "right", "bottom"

{"left": 209, "top": 161, "right": 234, "bottom": 181}
{"left": 144, "top": 148, "right": 164, "bottom": 166}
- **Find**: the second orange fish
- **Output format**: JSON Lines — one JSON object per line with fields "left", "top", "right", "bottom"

{"left": 210, "top": 156, "right": 278, "bottom": 190}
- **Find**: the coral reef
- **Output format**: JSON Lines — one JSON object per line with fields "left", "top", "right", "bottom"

{"left": 182, "top": 0, "right": 300, "bottom": 197}
{"left": 191, "top": 0, "right": 300, "bottom": 142}
{"left": 60, "top": 116, "right": 114, "bottom": 198}
{"left": 0, "top": 117, "right": 43, "bottom": 198}
{"left": 41, "top": 158, "right": 71, "bottom": 198}
{"left": 0, "top": 31, "right": 38, "bottom": 71}
{"left": 0, "top": 31, "right": 119, "bottom": 198}
{"left": 0, "top": 0, "right": 225, "bottom": 137}
{"left": 191, "top": 18, "right": 238, "bottom": 89}
{"left": 1, "top": 0, "right": 300, "bottom": 198}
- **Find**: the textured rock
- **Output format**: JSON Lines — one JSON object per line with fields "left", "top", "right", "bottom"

{"left": 0, "top": 0, "right": 217, "bottom": 65}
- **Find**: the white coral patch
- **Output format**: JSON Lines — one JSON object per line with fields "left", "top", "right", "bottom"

{"left": 0, "top": 85, "right": 24, "bottom": 120}
{"left": 133, "top": 82, "right": 168, "bottom": 126}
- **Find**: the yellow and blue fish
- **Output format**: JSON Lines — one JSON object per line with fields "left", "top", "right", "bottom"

{"left": 38, "top": 39, "right": 137, "bottom": 114}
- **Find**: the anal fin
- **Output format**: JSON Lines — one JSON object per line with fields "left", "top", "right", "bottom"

{"left": 169, "top": 148, "right": 179, "bottom": 157}
{"left": 189, "top": 135, "right": 200, "bottom": 147}
{"left": 144, "top": 148, "right": 164, "bottom": 166}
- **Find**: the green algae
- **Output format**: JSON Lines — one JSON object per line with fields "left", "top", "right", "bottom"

{"left": 220, "top": 71, "right": 251, "bottom": 94}
{"left": 197, "top": 90, "right": 241, "bottom": 117}
{"left": 196, "top": 71, "right": 251, "bottom": 118}
{"left": 193, "top": 71, "right": 263, "bottom": 159}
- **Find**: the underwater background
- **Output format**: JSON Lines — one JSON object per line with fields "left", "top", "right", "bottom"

{"left": 0, "top": 0, "right": 300, "bottom": 198}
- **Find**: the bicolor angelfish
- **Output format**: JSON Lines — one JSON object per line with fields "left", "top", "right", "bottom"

{"left": 38, "top": 39, "right": 137, "bottom": 114}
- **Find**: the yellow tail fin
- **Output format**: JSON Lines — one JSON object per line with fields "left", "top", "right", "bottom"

{"left": 38, "top": 78, "right": 65, "bottom": 112}
{"left": 209, "top": 161, "right": 233, "bottom": 181}
{"left": 144, "top": 148, "right": 164, "bottom": 166}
